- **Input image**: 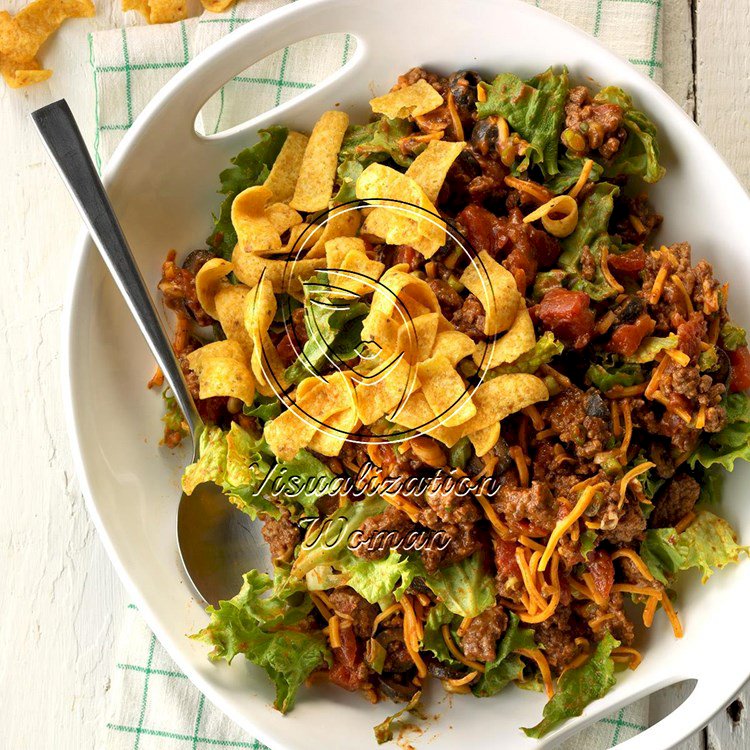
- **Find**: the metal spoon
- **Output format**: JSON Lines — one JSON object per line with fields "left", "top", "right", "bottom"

{"left": 32, "top": 99, "right": 259, "bottom": 607}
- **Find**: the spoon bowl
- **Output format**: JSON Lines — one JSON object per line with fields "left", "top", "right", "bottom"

{"left": 177, "top": 482, "right": 268, "bottom": 606}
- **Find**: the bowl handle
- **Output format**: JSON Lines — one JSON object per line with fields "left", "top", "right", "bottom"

{"left": 613, "top": 676, "right": 718, "bottom": 750}
{"left": 129, "top": 0, "right": 376, "bottom": 147}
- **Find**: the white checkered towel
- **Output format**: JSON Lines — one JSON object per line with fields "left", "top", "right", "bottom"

{"left": 92, "top": 0, "right": 663, "bottom": 746}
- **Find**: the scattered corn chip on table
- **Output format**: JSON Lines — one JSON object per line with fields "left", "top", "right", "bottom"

{"left": 1, "top": 0, "right": 749, "bottom": 747}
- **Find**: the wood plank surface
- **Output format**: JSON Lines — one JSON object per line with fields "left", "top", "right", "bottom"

{"left": 0, "top": 0, "right": 748, "bottom": 747}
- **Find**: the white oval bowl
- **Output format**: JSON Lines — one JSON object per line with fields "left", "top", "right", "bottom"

{"left": 64, "top": 0, "right": 750, "bottom": 747}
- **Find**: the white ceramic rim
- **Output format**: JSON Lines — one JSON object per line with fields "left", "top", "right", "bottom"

{"left": 61, "top": 1, "right": 750, "bottom": 748}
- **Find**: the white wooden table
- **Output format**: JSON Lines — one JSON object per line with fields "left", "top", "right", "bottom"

{"left": 0, "top": 1, "right": 748, "bottom": 747}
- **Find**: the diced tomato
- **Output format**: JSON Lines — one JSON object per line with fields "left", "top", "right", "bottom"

{"left": 394, "top": 244, "right": 421, "bottom": 272}
{"left": 456, "top": 203, "right": 502, "bottom": 255}
{"left": 328, "top": 626, "right": 367, "bottom": 691}
{"left": 276, "top": 332, "right": 301, "bottom": 367}
{"left": 587, "top": 550, "right": 615, "bottom": 600}
{"left": 493, "top": 539, "right": 521, "bottom": 580}
{"left": 729, "top": 345, "right": 750, "bottom": 392}
{"left": 606, "top": 313, "right": 656, "bottom": 357}
{"left": 537, "top": 287, "right": 595, "bottom": 349}
{"left": 606, "top": 246, "right": 646, "bottom": 275}
{"left": 676, "top": 314, "right": 706, "bottom": 360}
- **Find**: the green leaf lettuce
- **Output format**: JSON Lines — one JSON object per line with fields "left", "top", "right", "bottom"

{"left": 641, "top": 510, "right": 748, "bottom": 585}
{"left": 191, "top": 570, "right": 330, "bottom": 713}
{"left": 477, "top": 67, "right": 569, "bottom": 177}
{"left": 207, "top": 127, "right": 288, "bottom": 259}
{"left": 522, "top": 632, "right": 619, "bottom": 738}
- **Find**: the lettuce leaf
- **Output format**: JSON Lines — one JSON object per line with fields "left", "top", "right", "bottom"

{"left": 335, "top": 117, "right": 413, "bottom": 203}
{"left": 347, "top": 550, "right": 417, "bottom": 603}
{"left": 522, "top": 632, "right": 619, "bottom": 738}
{"left": 472, "top": 614, "right": 537, "bottom": 697}
{"left": 594, "top": 87, "right": 665, "bottom": 184}
{"left": 586, "top": 361, "right": 644, "bottom": 392}
{"left": 422, "top": 603, "right": 461, "bottom": 663}
{"left": 698, "top": 466, "right": 724, "bottom": 505}
{"left": 262, "top": 450, "right": 336, "bottom": 517}
{"left": 182, "top": 424, "right": 278, "bottom": 519}
{"left": 160, "top": 388, "right": 188, "bottom": 443}
{"left": 207, "top": 127, "right": 288, "bottom": 259}
{"left": 181, "top": 424, "right": 333, "bottom": 519}
{"left": 477, "top": 67, "right": 569, "bottom": 177}
{"left": 721, "top": 322, "right": 747, "bottom": 351}
{"left": 640, "top": 510, "right": 748, "bottom": 585}
{"left": 192, "top": 570, "right": 330, "bottom": 713}
{"left": 558, "top": 182, "right": 621, "bottom": 300}
{"left": 544, "top": 155, "right": 603, "bottom": 194}
{"left": 416, "top": 553, "right": 496, "bottom": 618}
{"left": 243, "top": 393, "right": 282, "bottom": 423}
{"left": 284, "top": 276, "right": 369, "bottom": 384}
{"left": 448, "top": 436, "right": 472, "bottom": 470}
{"left": 373, "top": 690, "right": 422, "bottom": 744}
{"left": 639, "top": 529, "right": 686, "bottom": 586}
{"left": 288, "top": 497, "right": 416, "bottom": 602}
{"left": 690, "top": 393, "right": 750, "bottom": 471}
{"left": 487, "top": 332, "right": 564, "bottom": 376}
{"left": 624, "top": 334, "right": 678, "bottom": 363}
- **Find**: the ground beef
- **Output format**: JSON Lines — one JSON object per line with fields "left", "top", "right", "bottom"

{"left": 339, "top": 439, "right": 370, "bottom": 472}
{"left": 492, "top": 482, "right": 558, "bottom": 536}
{"left": 158, "top": 249, "right": 215, "bottom": 327}
{"left": 315, "top": 493, "right": 340, "bottom": 517}
{"left": 460, "top": 606, "right": 508, "bottom": 662}
{"left": 451, "top": 293, "right": 487, "bottom": 341}
{"left": 693, "top": 260, "right": 721, "bottom": 315}
{"left": 329, "top": 587, "right": 379, "bottom": 639}
{"left": 650, "top": 473, "right": 701, "bottom": 529}
{"left": 274, "top": 306, "right": 310, "bottom": 367}
{"left": 612, "top": 194, "right": 663, "bottom": 245}
{"left": 443, "top": 147, "right": 508, "bottom": 207}
{"left": 260, "top": 508, "right": 300, "bottom": 564}
{"left": 351, "top": 505, "right": 415, "bottom": 561}
{"left": 618, "top": 555, "right": 666, "bottom": 594}
{"left": 661, "top": 364, "right": 726, "bottom": 433}
{"left": 563, "top": 85, "right": 626, "bottom": 160}
{"left": 420, "top": 523, "right": 482, "bottom": 573}
{"left": 531, "top": 606, "right": 584, "bottom": 671}
{"left": 544, "top": 389, "right": 613, "bottom": 460}
{"left": 641, "top": 242, "right": 717, "bottom": 333}
{"left": 421, "top": 474, "right": 481, "bottom": 525}
{"left": 395, "top": 67, "right": 447, "bottom": 95}
{"left": 634, "top": 402, "right": 701, "bottom": 454}
{"left": 367, "top": 441, "right": 428, "bottom": 479}
{"left": 428, "top": 278, "right": 463, "bottom": 317}
{"left": 581, "top": 246, "right": 597, "bottom": 280}
{"left": 597, "top": 494, "right": 647, "bottom": 546}
{"left": 379, "top": 627, "right": 413, "bottom": 673}
{"left": 676, "top": 313, "right": 707, "bottom": 361}
{"left": 577, "top": 592, "right": 635, "bottom": 646}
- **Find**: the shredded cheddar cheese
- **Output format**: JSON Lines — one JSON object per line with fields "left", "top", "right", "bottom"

{"left": 649, "top": 263, "right": 669, "bottom": 305}
{"left": 568, "top": 158, "right": 594, "bottom": 199}
{"left": 516, "top": 648, "right": 554, "bottom": 698}
{"left": 619, "top": 461, "right": 655, "bottom": 501}
{"left": 539, "top": 484, "right": 607, "bottom": 572}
